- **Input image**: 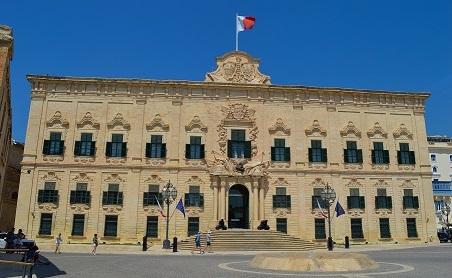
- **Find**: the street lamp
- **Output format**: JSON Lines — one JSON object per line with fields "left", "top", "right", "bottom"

{"left": 320, "top": 183, "right": 336, "bottom": 251}
{"left": 162, "top": 180, "right": 177, "bottom": 249}
{"left": 441, "top": 203, "right": 451, "bottom": 237}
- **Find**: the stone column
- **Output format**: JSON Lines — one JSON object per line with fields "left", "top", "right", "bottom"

{"left": 252, "top": 179, "right": 259, "bottom": 228}
{"left": 219, "top": 178, "right": 226, "bottom": 220}
{"left": 212, "top": 178, "right": 219, "bottom": 221}
{"left": 259, "top": 178, "right": 265, "bottom": 220}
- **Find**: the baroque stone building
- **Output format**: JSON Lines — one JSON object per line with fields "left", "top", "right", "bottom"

{"left": 0, "top": 25, "right": 13, "bottom": 225}
{"left": 16, "top": 51, "right": 436, "bottom": 245}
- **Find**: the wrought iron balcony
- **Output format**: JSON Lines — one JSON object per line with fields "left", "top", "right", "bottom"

{"left": 433, "top": 181, "right": 452, "bottom": 196}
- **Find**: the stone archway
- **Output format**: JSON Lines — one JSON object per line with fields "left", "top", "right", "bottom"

{"left": 228, "top": 184, "right": 249, "bottom": 229}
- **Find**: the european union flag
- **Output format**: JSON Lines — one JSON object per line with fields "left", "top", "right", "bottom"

{"left": 176, "top": 198, "right": 186, "bottom": 219}
{"left": 335, "top": 200, "right": 345, "bottom": 217}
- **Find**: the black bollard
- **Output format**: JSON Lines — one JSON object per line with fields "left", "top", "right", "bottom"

{"left": 172, "top": 237, "right": 178, "bottom": 252}
{"left": 142, "top": 236, "right": 147, "bottom": 251}
{"left": 345, "top": 236, "right": 350, "bottom": 249}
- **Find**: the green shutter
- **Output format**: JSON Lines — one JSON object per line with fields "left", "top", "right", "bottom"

{"left": 321, "top": 149, "right": 328, "bottom": 162}
{"left": 347, "top": 196, "right": 351, "bottom": 209}
{"left": 70, "top": 191, "right": 76, "bottom": 204}
{"left": 52, "top": 190, "right": 59, "bottom": 204}
{"left": 383, "top": 150, "right": 390, "bottom": 164}
{"left": 199, "top": 194, "right": 204, "bottom": 207}
{"left": 90, "top": 142, "right": 96, "bottom": 156}
{"left": 160, "top": 143, "right": 166, "bottom": 158}
{"left": 227, "top": 140, "right": 232, "bottom": 158}
{"left": 344, "top": 149, "right": 349, "bottom": 163}
{"left": 102, "top": 191, "right": 108, "bottom": 205}
{"left": 143, "top": 192, "right": 149, "bottom": 206}
{"left": 117, "top": 192, "right": 123, "bottom": 205}
{"left": 402, "top": 196, "right": 407, "bottom": 209}
{"left": 413, "top": 196, "right": 419, "bottom": 209}
{"left": 409, "top": 151, "right": 416, "bottom": 164}
{"left": 244, "top": 141, "right": 252, "bottom": 158}
{"left": 185, "top": 144, "right": 191, "bottom": 159}
{"left": 273, "top": 195, "right": 277, "bottom": 208}
{"left": 357, "top": 149, "right": 363, "bottom": 163}
{"left": 312, "top": 196, "right": 316, "bottom": 209}
{"left": 106, "top": 142, "right": 112, "bottom": 157}
{"left": 74, "top": 141, "right": 81, "bottom": 156}
{"left": 371, "top": 150, "right": 376, "bottom": 164}
{"left": 85, "top": 191, "right": 91, "bottom": 204}
{"left": 121, "top": 142, "right": 127, "bottom": 157}
{"left": 359, "top": 196, "right": 365, "bottom": 209}
{"left": 375, "top": 196, "right": 379, "bottom": 209}
{"left": 397, "top": 152, "right": 402, "bottom": 164}
{"left": 58, "top": 141, "right": 64, "bottom": 155}
{"left": 285, "top": 147, "right": 291, "bottom": 161}
{"left": 271, "top": 147, "right": 276, "bottom": 161}
{"left": 286, "top": 195, "right": 291, "bottom": 208}
{"left": 308, "top": 148, "right": 313, "bottom": 162}
{"left": 185, "top": 193, "right": 189, "bottom": 207}
{"left": 38, "top": 190, "right": 44, "bottom": 203}
{"left": 145, "top": 143, "right": 151, "bottom": 158}
{"left": 200, "top": 144, "right": 205, "bottom": 159}
{"left": 387, "top": 196, "right": 392, "bottom": 209}
{"left": 43, "top": 140, "right": 50, "bottom": 155}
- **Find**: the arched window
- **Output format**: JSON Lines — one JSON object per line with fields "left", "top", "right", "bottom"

{"left": 11, "top": 192, "right": 18, "bottom": 200}
{"left": 433, "top": 166, "right": 438, "bottom": 173}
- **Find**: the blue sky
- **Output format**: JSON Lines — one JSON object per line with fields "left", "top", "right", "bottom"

{"left": 3, "top": 1, "right": 452, "bottom": 142}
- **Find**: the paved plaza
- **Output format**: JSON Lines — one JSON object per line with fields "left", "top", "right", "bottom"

{"left": 1, "top": 244, "right": 452, "bottom": 278}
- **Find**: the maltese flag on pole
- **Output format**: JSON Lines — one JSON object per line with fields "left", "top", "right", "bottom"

{"left": 155, "top": 196, "right": 166, "bottom": 218}
{"left": 237, "top": 15, "right": 256, "bottom": 32}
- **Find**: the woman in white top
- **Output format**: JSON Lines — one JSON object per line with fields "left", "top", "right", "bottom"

{"left": 55, "top": 233, "right": 62, "bottom": 254}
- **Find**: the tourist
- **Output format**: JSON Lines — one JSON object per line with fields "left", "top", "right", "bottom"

{"left": 92, "top": 234, "right": 99, "bottom": 255}
{"left": 205, "top": 230, "right": 213, "bottom": 253}
{"left": 191, "top": 231, "right": 204, "bottom": 254}
{"left": 55, "top": 233, "right": 62, "bottom": 254}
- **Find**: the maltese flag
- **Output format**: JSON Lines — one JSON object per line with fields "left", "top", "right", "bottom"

{"left": 155, "top": 196, "right": 166, "bottom": 218}
{"left": 316, "top": 198, "right": 328, "bottom": 218}
{"left": 237, "top": 15, "right": 255, "bottom": 32}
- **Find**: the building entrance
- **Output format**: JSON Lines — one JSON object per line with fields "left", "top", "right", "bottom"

{"left": 228, "top": 184, "right": 249, "bottom": 229}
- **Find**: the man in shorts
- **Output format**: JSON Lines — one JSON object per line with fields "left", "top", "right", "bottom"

{"left": 191, "top": 231, "right": 204, "bottom": 254}
{"left": 205, "top": 230, "right": 213, "bottom": 253}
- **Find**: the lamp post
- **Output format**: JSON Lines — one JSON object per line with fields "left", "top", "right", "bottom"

{"left": 441, "top": 203, "right": 451, "bottom": 237}
{"left": 320, "top": 183, "right": 336, "bottom": 251}
{"left": 162, "top": 180, "right": 177, "bottom": 249}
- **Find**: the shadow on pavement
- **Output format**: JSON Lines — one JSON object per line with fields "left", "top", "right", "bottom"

{"left": 0, "top": 252, "right": 66, "bottom": 278}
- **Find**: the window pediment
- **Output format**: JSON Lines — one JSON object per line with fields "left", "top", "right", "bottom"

{"left": 367, "top": 122, "right": 387, "bottom": 139}
{"left": 46, "top": 111, "right": 69, "bottom": 128}
{"left": 144, "top": 175, "right": 164, "bottom": 186}
{"left": 393, "top": 124, "right": 413, "bottom": 140}
{"left": 305, "top": 120, "right": 327, "bottom": 137}
{"left": 185, "top": 116, "right": 207, "bottom": 133}
{"left": 269, "top": 118, "right": 290, "bottom": 136}
{"left": 146, "top": 114, "right": 169, "bottom": 132}
{"left": 107, "top": 113, "right": 130, "bottom": 131}
{"left": 340, "top": 121, "right": 361, "bottom": 138}
{"left": 77, "top": 112, "right": 100, "bottom": 130}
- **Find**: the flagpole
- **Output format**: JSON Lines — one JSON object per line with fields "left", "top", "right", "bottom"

{"left": 236, "top": 13, "right": 238, "bottom": 51}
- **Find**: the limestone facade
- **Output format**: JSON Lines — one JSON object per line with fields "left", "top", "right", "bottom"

{"left": 0, "top": 25, "right": 13, "bottom": 226}
{"left": 15, "top": 51, "right": 436, "bottom": 244}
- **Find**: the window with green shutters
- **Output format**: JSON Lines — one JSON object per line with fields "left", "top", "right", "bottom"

{"left": 143, "top": 185, "right": 162, "bottom": 206}
{"left": 146, "top": 216, "right": 158, "bottom": 238}
{"left": 276, "top": 218, "right": 287, "bottom": 234}
{"left": 347, "top": 188, "right": 365, "bottom": 209}
{"left": 372, "top": 142, "right": 389, "bottom": 164}
{"left": 106, "top": 134, "right": 127, "bottom": 157}
{"left": 309, "top": 140, "right": 327, "bottom": 162}
{"left": 351, "top": 218, "right": 364, "bottom": 239}
{"left": 406, "top": 218, "right": 418, "bottom": 238}
{"left": 185, "top": 186, "right": 204, "bottom": 207}
{"left": 43, "top": 132, "right": 64, "bottom": 155}
{"left": 315, "top": 218, "right": 326, "bottom": 239}
{"left": 70, "top": 183, "right": 91, "bottom": 204}
{"left": 375, "top": 188, "right": 392, "bottom": 209}
{"left": 146, "top": 135, "right": 166, "bottom": 158}
{"left": 228, "top": 130, "right": 251, "bottom": 158}
{"left": 188, "top": 217, "right": 199, "bottom": 237}
{"left": 273, "top": 187, "right": 291, "bottom": 208}
{"left": 344, "top": 141, "right": 363, "bottom": 163}
{"left": 74, "top": 133, "right": 95, "bottom": 156}
{"left": 102, "top": 184, "right": 123, "bottom": 205}
{"left": 72, "top": 214, "right": 85, "bottom": 236}
{"left": 38, "top": 182, "right": 59, "bottom": 204}
{"left": 379, "top": 218, "right": 391, "bottom": 238}
{"left": 104, "top": 215, "right": 118, "bottom": 237}
{"left": 271, "top": 139, "right": 290, "bottom": 162}
{"left": 185, "top": 136, "right": 205, "bottom": 159}
{"left": 39, "top": 213, "right": 53, "bottom": 235}
{"left": 397, "top": 143, "right": 415, "bottom": 164}
{"left": 402, "top": 189, "right": 419, "bottom": 209}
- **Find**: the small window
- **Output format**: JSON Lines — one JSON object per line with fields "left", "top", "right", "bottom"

{"left": 377, "top": 189, "right": 386, "bottom": 196}
{"left": 433, "top": 166, "right": 438, "bottom": 173}
{"left": 76, "top": 183, "right": 88, "bottom": 191}
{"left": 315, "top": 218, "right": 326, "bottom": 239}
{"left": 350, "top": 188, "right": 360, "bottom": 196}
{"left": 351, "top": 218, "right": 364, "bottom": 239}
{"left": 450, "top": 155, "right": 452, "bottom": 162}
{"left": 39, "top": 213, "right": 53, "bottom": 235}
{"left": 404, "top": 189, "right": 413, "bottom": 196}
{"left": 188, "top": 217, "right": 199, "bottom": 237}
{"left": 104, "top": 215, "right": 118, "bottom": 237}
{"left": 189, "top": 186, "right": 200, "bottom": 194}
{"left": 148, "top": 185, "right": 159, "bottom": 192}
{"left": 379, "top": 218, "right": 391, "bottom": 238}
{"left": 406, "top": 218, "right": 418, "bottom": 238}
{"left": 45, "top": 182, "right": 56, "bottom": 190}
{"left": 72, "top": 214, "right": 85, "bottom": 236}
{"left": 146, "top": 216, "right": 158, "bottom": 238}
{"left": 431, "top": 154, "right": 437, "bottom": 162}
{"left": 276, "top": 218, "right": 287, "bottom": 234}
{"left": 276, "top": 187, "right": 286, "bottom": 195}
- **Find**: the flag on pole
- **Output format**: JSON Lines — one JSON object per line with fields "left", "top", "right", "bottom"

{"left": 236, "top": 15, "right": 255, "bottom": 32}
{"left": 155, "top": 196, "right": 166, "bottom": 218}
{"left": 335, "top": 200, "right": 345, "bottom": 217}
{"left": 316, "top": 198, "right": 328, "bottom": 218}
{"left": 176, "top": 198, "right": 186, "bottom": 219}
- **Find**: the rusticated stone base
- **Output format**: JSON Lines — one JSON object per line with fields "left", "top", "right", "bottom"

{"left": 250, "top": 252, "right": 379, "bottom": 272}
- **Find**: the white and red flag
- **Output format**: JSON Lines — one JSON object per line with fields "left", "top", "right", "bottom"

{"left": 316, "top": 198, "right": 328, "bottom": 218}
{"left": 155, "top": 196, "right": 166, "bottom": 218}
{"left": 236, "top": 14, "right": 255, "bottom": 51}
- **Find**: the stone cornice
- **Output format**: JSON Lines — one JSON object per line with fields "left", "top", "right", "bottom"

{"left": 26, "top": 75, "right": 429, "bottom": 110}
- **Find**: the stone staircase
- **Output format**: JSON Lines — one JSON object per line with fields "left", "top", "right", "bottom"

{"left": 177, "top": 229, "right": 325, "bottom": 251}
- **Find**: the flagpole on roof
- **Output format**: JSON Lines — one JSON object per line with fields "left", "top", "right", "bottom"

{"left": 236, "top": 13, "right": 239, "bottom": 51}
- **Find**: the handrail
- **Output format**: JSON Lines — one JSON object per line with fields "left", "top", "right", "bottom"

{"left": 0, "top": 249, "right": 28, "bottom": 253}
{"left": 0, "top": 259, "right": 34, "bottom": 278}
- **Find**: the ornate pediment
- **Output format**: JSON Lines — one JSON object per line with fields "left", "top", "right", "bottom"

{"left": 72, "top": 172, "right": 93, "bottom": 182}
{"left": 146, "top": 114, "right": 169, "bottom": 132}
{"left": 41, "top": 172, "right": 62, "bottom": 181}
{"left": 268, "top": 118, "right": 291, "bottom": 136}
{"left": 185, "top": 116, "right": 207, "bottom": 133}
{"left": 372, "top": 179, "right": 390, "bottom": 188}
{"left": 310, "top": 178, "right": 326, "bottom": 187}
{"left": 77, "top": 112, "right": 100, "bottom": 129}
{"left": 104, "top": 173, "right": 125, "bottom": 183}
{"left": 186, "top": 176, "right": 205, "bottom": 185}
{"left": 144, "top": 175, "right": 165, "bottom": 185}
{"left": 345, "top": 179, "right": 364, "bottom": 188}
{"left": 221, "top": 103, "right": 255, "bottom": 121}
{"left": 273, "top": 178, "right": 289, "bottom": 187}
{"left": 305, "top": 120, "right": 327, "bottom": 137}
{"left": 205, "top": 51, "right": 270, "bottom": 84}
{"left": 340, "top": 121, "right": 361, "bottom": 138}
{"left": 46, "top": 111, "right": 69, "bottom": 128}
{"left": 206, "top": 150, "right": 269, "bottom": 177}
{"left": 401, "top": 180, "right": 416, "bottom": 188}
{"left": 367, "top": 122, "right": 387, "bottom": 139}
{"left": 107, "top": 113, "right": 130, "bottom": 130}
{"left": 393, "top": 124, "right": 413, "bottom": 140}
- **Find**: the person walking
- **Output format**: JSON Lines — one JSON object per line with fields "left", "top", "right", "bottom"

{"left": 55, "top": 233, "right": 62, "bottom": 254}
{"left": 15, "top": 229, "right": 25, "bottom": 250}
{"left": 191, "top": 231, "right": 204, "bottom": 254}
{"left": 5, "top": 227, "right": 15, "bottom": 253}
{"left": 92, "top": 234, "right": 99, "bottom": 255}
{"left": 205, "top": 230, "right": 213, "bottom": 253}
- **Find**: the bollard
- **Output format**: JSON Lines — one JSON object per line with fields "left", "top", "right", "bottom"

{"left": 142, "top": 236, "right": 147, "bottom": 251}
{"left": 345, "top": 236, "right": 350, "bottom": 249}
{"left": 172, "top": 237, "right": 178, "bottom": 252}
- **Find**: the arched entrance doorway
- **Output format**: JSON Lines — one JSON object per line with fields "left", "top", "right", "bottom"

{"left": 228, "top": 184, "right": 249, "bottom": 229}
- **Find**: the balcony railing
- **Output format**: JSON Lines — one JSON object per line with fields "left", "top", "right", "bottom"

{"left": 433, "top": 181, "right": 452, "bottom": 196}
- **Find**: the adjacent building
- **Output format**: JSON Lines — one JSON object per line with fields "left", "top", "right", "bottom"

{"left": 15, "top": 51, "right": 436, "bottom": 245}
{"left": 0, "top": 25, "right": 13, "bottom": 226}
